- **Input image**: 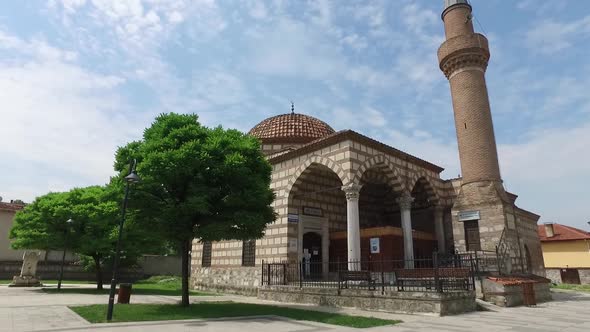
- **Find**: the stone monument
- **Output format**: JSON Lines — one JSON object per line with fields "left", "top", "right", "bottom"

{"left": 9, "top": 251, "right": 42, "bottom": 287}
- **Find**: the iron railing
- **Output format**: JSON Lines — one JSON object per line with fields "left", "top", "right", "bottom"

{"left": 261, "top": 253, "right": 475, "bottom": 293}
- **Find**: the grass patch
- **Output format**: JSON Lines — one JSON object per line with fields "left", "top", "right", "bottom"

{"left": 70, "top": 302, "right": 400, "bottom": 328}
{"left": 551, "top": 283, "right": 590, "bottom": 293}
{"left": 41, "top": 276, "right": 212, "bottom": 296}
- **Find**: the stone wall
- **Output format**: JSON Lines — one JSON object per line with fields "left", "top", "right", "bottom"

{"left": 515, "top": 209, "right": 545, "bottom": 276}
{"left": 545, "top": 269, "right": 561, "bottom": 284}
{"left": 546, "top": 268, "right": 590, "bottom": 285}
{"left": 482, "top": 279, "right": 552, "bottom": 307}
{"left": 580, "top": 269, "right": 590, "bottom": 284}
{"left": 451, "top": 181, "right": 508, "bottom": 253}
{"left": 191, "top": 266, "right": 260, "bottom": 296}
{"left": 258, "top": 286, "right": 476, "bottom": 316}
{"left": 0, "top": 261, "right": 144, "bottom": 281}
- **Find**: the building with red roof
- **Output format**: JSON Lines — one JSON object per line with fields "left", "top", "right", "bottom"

{"left": 538, "top": 223, "right": 590, "bottom": 284}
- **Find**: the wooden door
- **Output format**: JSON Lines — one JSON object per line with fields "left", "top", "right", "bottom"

{"left": 560, "top": 269, "right": 581, "bottom": 284}
{"left": 464, "top": 221, "right": 481, "bottom": 251}
{"left": 303, "top": 232, "right": 322, "bottom": 278}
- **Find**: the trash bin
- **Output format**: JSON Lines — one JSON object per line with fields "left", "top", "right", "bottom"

{"left": 522, "top": 282, "right": 536, "bottom": 306}
{"left": 117, "top": 283, "right": 132, "bottom": 304}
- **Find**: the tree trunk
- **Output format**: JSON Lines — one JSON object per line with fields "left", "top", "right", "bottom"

{"left": 93, "top": 256, "right": 103, "bottom": 290}
{"left": 180, "top": 239, "right": 190, "bottom": 306}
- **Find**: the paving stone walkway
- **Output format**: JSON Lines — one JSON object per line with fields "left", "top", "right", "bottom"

{"left": 1, "top": 285, "right": 589, "bottom": 332}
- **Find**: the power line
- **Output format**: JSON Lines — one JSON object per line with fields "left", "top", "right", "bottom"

{"left": 473, "top": 15, "right": 488, "bottom": 36}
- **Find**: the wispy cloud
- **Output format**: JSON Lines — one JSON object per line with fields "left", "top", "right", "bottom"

{"left": 0, "top": 30, "right": 150, "bottom": 200}
{"left": 525, "top": 15, "right": 590, "bottom": 54}
{"left": 1, "top": 0, "right": 589, "bottom": 230}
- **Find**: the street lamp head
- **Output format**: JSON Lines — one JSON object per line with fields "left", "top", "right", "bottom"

{"left": 125, "top": 170, "right": 141, "bottom": 184}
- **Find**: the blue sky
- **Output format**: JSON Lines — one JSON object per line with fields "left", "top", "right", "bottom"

{"left": 0, "top": 0, "right": 589, "bottom": 230}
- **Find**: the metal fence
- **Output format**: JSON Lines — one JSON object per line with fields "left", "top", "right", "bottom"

{"left": 261, "top": 253, "right": 475, "bottom": 293}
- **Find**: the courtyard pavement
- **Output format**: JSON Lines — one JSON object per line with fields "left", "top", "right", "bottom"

{"left": 1, "top": 284, "right": 589, "bottom": 332}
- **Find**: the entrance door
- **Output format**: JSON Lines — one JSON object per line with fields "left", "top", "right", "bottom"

{"left": 464, "top": 221, "right": 481, "bottom": 251}
{"left": 302, "top": 232, "right": 322, "bottom": 278}
{"left": 560, "top": 269, "right": 581, "bottom": 284}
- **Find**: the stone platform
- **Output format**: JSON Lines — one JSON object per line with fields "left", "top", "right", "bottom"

{"left": 258, "top": 286, "right": 476, "bottom": 316}
{"left": 480, "top": 275, "right": 552, "bottom": 307}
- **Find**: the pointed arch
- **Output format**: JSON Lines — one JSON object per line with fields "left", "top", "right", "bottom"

{"left": 409, "top": 172, "right": 440, "bottom": 205}
{"left": 354, "top": 154, "right": 405, "bottom": 194}
{"left": 285, "top": 155, "right": 346, "bottom": 199}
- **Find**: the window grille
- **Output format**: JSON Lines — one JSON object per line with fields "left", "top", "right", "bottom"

{"left": 201, "top": 241, "right": 212, "bottom": 267}
{"left": 242, "top": 240, "right": 256, "bottom": 267}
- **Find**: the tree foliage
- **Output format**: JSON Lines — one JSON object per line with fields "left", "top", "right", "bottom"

{"left": 9, "top": 185, "right": 159, "bottom": 289}
{"left": 115, "top": 113, "right": 276, "bottom": 305}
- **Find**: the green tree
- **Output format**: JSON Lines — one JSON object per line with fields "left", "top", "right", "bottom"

{"left": 115, "top": 113, "right": 275, "bottom": 306}
{"left": 9, "top": 185, "right": 156, "bottom": 289}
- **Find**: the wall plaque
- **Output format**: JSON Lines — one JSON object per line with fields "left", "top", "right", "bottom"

{"left": 370, "top": 237, "right": 380, "bottom": 254}
{"left": 287, "top": 213, "right": 299, "bottom": 223}
{"left": 458, "top": 210, "right": 480, "bottom": 222}
{"left": 303, "top": 206, "right": 323, "bottom": 217}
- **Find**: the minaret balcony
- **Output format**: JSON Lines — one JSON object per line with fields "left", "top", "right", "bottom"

{"left": 438, "top": 33, "right": 490, "bottom": 79}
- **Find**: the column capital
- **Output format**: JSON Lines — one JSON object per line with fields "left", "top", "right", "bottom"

{"left": 341, "top": 183, "right": 362, "bottom": 200}
{"left": 397, "top": 192, "right": 414, "bottom": 210}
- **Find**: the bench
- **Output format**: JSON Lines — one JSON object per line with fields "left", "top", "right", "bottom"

{"left": 338, "top": 270, "right": 376, "bottom": 290}
{"left": 394, "top": 268, "right": 471, "bottom": 291}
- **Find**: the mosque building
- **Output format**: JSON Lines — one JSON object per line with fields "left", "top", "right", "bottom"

{"left": 191, "top": 0, "right": 545, "bottom": 296}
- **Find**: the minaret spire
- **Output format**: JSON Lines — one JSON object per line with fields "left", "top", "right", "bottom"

{"left": 291, "top": 101, "right": 295, "bottom": 114}
{"left": 438, "top": 1, "right": 520, "bottom": 257}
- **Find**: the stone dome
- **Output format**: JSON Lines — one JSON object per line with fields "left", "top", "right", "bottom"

{"left": 249, "top": 113, "right": 335, "bottom": 144}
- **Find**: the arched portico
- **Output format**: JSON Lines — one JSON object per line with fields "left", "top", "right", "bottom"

{"left": 287, "top": 162, "right": 345, "bottom": 271}
{"left": 410, "top": 176, "right": 446, "bottom": 254}
{"left": 285, "top": 155, "right": 446, "bottom": 270}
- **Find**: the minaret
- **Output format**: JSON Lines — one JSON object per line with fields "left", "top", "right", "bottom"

{"left": 438, "top": 0, "right": 520, "bottom": 258}
{"left": 438, "top": 0, "right": 501, "bottom": 186}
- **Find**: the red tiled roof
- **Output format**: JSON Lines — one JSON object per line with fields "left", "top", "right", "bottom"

{"left": 538, "top": 223, "right": 590, "bottom": 242}
{"left": 249, "top": 113, "right": 335, "bottom": 144}
{"left": 0, "top": 202, "right": 25, "bottom": 212}
{"left": 487, "top": 275, "right": 550, "bottom": 286}
{"left": 268, "top": 129, "right": 445, "bottom": 173}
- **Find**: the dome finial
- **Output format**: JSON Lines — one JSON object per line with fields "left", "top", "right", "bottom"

{"left": 291, "top": 101, "right": 295, "bottom": 114}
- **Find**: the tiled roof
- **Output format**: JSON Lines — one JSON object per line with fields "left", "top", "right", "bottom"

{"left": 487, "top": 275, "right": 550, "bottom": 286}
{"left": 0, "top": 202, "right": 25, "bottom": 212}
{"left": 268, "top": 129, "right": 445, "bottom": 173}
{"left": 538, "top": 223, "right": 590, "bottom": 242}
{"left": 249, "top": 113, "right": 335, "bottom": 144}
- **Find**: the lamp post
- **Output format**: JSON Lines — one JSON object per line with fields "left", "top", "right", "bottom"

{"left": 57, "top": 218, "right": 74, "bottom": 291}
{"left": 106, "top": 161, "right": 141, "bottom": 322}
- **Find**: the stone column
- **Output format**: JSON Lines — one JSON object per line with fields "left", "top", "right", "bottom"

{"left": 434, "top": 206, "right": 446, "bottom": 253}
{"left": 397, "top": 192, "right": 414, "bottom": 268}
{"left": 342, "top": 184, "right": 362, "bottom": 271}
